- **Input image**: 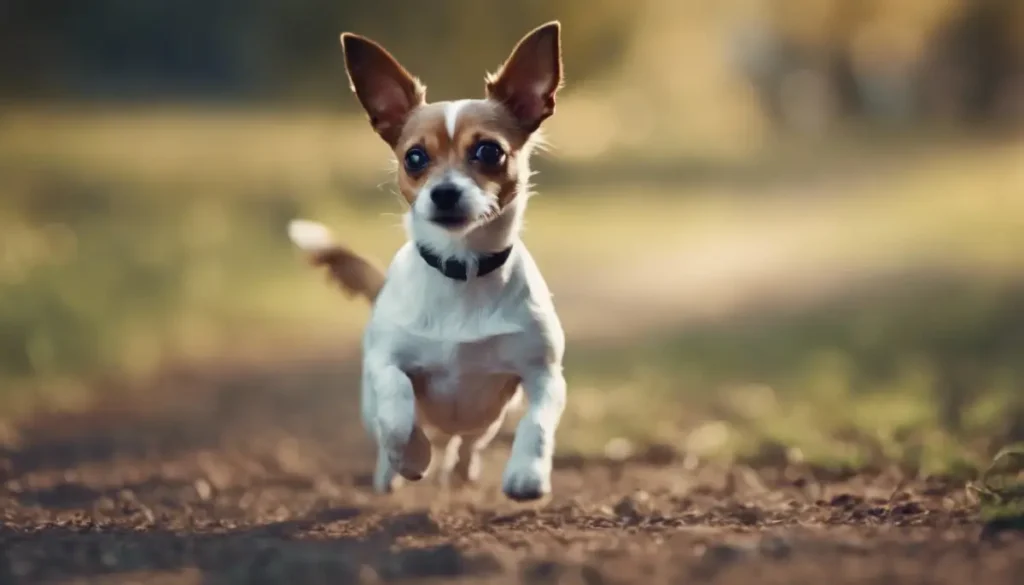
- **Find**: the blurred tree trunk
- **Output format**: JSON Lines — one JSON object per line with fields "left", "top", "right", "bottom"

{"left": 923, "top": 0, "right": 1024, "bottom": 125}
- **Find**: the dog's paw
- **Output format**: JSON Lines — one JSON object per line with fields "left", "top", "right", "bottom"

{"left": 395, "top": 425, "right": 431, "bottom": 482}
{"left": 437, "top": 452, "right": 481, "bottom": 490}
{"left": 386, "top": 451, "right": 427, "bottom": 482}
{"left": 398, "top": 466, "right": 425, "bottom": 482}
{"left": 501, "top": 458, "right": 551, "bottom": 502}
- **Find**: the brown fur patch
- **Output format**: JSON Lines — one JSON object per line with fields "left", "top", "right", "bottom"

{"left": 485, "top": 22, "right": 563, "bottom": 133}
{"left": 392, "top": 100, "right": 532, "bottom": 210}
{"left": 341, "top": 33, "right": 426, "bottom": 147}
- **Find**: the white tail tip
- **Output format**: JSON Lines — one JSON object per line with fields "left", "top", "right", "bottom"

{"left": 288, "top": 219, "right": 335, "bottom": 252}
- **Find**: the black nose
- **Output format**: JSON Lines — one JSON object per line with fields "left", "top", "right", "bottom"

{"left": 430, "top": 184, "right": 462, "bottom": 211}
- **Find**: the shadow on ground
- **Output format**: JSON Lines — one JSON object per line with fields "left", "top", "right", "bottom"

{"left": 0, "top": 513, "right": 501, "bottom": 584}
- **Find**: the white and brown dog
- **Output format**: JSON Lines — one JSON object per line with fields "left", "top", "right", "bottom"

{"left": 288, "top": 22, "right": 566, "bottom": 501}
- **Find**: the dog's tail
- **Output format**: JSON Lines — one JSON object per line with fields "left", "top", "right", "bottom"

{"left": 287, "top": 219, "right": 386, "bottom": 304}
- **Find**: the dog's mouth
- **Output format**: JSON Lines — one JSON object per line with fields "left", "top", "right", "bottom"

{"left": 430, "top": 213, "right": 471, "bottom": 229}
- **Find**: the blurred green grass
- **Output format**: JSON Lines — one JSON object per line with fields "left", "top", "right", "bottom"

{"left": 2, "top": 108, "right": 1023, "bottom": 477}
{"left": 971, "top": 444, "right": 1024, "bottom": 535}
{"left": 563, "top": 274, "right": 1024, "bottom": 475}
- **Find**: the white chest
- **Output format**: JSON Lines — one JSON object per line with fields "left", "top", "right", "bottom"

{"left": 363, "top": 241, "right": 560, "bottom": 436}
{"left": 397, "top": 329, "right": 525, "bottom": 435}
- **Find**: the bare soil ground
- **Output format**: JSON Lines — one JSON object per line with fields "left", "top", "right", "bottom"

{"left": 1, "top": 355, "right": 1021, "bottom": 585}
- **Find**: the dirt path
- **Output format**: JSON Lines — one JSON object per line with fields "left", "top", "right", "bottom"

{"left": 1, "top": 355, "right": 1020, "bottom": 585}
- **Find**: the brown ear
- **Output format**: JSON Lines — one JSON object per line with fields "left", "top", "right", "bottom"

{"left": 486, "top": 21, "right": 563, "bottom": 133}
{"left": 341, "top": 33, "right": 426, "bottom": 146}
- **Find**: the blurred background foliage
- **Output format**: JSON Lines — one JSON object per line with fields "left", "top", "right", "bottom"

{"left": 3, "top": 0, "right": 1023, "bottom": 127}
{"left": 1, "top": 0, "right": 1023, "bottom": 473}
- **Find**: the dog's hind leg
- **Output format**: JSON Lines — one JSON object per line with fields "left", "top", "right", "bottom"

{"left": 434, "top": 416, "right": 506, "bottom": 489}
{"left": 430, "top": 434, "right": 460, "bottom": 488}
{"left": 457, "top": 416, "right": 507, "bottom": 485}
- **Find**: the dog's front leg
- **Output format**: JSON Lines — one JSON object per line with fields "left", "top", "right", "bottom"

{"left": 367, "top": 363, "right": 431, "bottom": 491}
{"left": 502, "top": 364, "right": 567, "bottom": 501}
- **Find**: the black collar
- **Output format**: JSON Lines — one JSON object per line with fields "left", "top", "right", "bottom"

{"left": 417, "top": 244, "right": 513, "bottom": 280}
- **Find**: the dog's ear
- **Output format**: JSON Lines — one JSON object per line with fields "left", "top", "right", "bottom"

{"left": 486, "top": 21, "right": 563, "bottom": 133}
{"left": 341, "top": 33, "right": 426, "bottom": 146}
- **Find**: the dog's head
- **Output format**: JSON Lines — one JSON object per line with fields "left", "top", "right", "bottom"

{"left": 340, "top": 23, "right": 562, "bottom": 250}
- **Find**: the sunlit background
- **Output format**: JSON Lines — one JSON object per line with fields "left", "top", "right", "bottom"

{"left": 2, "top": 0, "right": 1023, "bottom": 475}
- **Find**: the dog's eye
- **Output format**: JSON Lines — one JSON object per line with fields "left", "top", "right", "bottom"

{"left": 404, "top": 147, "right": 430, "bottom": 173}
{"left": 469, "top": 141, "right": 506, "bottom": 167}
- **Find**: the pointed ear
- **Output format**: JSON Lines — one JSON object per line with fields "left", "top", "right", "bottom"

{"left": 341, "top": 33, "right": 426, "bottom": 146}
{"left": 486, "top": 21, "right": 563, "bottom": 133}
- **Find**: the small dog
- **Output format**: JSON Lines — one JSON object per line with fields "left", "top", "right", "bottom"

{"left": 288, "top": 22, "right": 567, "bottom": 502}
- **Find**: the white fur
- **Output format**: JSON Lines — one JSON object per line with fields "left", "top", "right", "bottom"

{"left": 361, "top": 179, "right": 566, "bottom": 500}
{"left": 444, "top": 99, "right": 473, "bottom": 138}
{"left": 410, "top": 167, "right": 507, "bottom": 265}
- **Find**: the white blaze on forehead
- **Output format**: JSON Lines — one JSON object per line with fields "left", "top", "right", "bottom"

{"left": 444, "top": 99, "right": 474, "bottom": 139}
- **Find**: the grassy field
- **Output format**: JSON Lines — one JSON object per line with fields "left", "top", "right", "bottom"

{"left": 1, "top": 108, "right": 1023, "bottom": 487}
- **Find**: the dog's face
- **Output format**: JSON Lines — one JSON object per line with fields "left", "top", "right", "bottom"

{"left": 340, "top": 23, "right": 562, "bottom": 236}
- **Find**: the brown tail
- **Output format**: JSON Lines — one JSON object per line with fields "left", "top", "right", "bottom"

{"left": 288, "top": 219, "right": 385, "bottom": 304}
